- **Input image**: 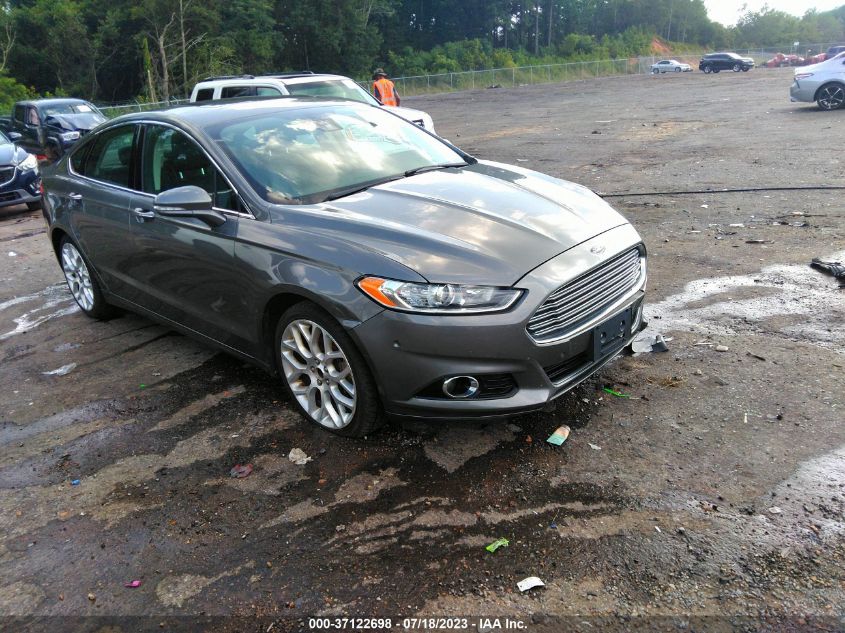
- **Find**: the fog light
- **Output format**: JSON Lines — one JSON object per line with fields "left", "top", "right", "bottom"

{"left": 442, "top": 375, "right": 480, "bottom": 399}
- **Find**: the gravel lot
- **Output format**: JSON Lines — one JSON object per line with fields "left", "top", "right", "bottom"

{"left": 1, "top": 67, "right": 843, "bottom": 632}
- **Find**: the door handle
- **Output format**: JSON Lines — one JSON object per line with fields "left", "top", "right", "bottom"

{"left": 133, "top": 207, "right": 155, "bottom": 221}
{"left": 68, "top": 192, "right": 83, "bottom": 201}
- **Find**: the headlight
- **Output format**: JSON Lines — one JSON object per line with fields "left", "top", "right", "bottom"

{"left": 60, "top": 131, "right": 80, "bottom": 142}
{"left": 18, "top": 153, "right": 38, "bottom": 171}
{"left": 356, "top": 276, "right": 522, "bottom": 314}
{"left": 795, "top": 73, "right": 814, "bottom": 80}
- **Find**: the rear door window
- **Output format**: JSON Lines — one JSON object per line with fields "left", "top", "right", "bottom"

{"left": 82, "top": 125, "right": 136, "bottom": 188}
{"left": 221, "top": 86, "right": 257, "bottom": 99}
{"left": 256, "top": 87, "right": 282, "bottom": 96}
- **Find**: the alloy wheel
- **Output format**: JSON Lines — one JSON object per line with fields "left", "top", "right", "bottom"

{"left": 280, "top": 319, "right": 356, "bottom": 429}
{"left": 818, "top": 85, "right": 845, "bottom": 110}
{"left": 61, "top": 242, "right": 95, "bottom": 311}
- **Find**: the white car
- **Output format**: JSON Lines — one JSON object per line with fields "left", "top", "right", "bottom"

{"left": 650, "top": 60, "right": 692, "bottom": 74}
{"left": 189, "top": 73, "right": 436, "bottom": 134}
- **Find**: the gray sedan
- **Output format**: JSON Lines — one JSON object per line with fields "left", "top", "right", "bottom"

{"left": 790, "top": 52, "right": 845, "bottom": 110}
{"left": 41, "top": 98, "right": 647, "bottom": 436}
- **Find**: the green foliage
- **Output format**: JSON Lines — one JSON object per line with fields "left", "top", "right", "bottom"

{"left": 0, "top": 0, "right": 843, "bottom": 104}
{"left": 0, "top": 75, "right": 35, "bottom": 113}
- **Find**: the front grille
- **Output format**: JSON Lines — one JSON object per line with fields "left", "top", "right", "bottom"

{"left": 0, "top": 191, "right": 18, "bottom": 202}
{"left": 527, "top": 247, "right": 643, "bottom": 342}
{"left": 544, "top": 351, "right": 590, "bottom": 384}
{"left": 0, "top": 166, "right": 15, "bottom": 185}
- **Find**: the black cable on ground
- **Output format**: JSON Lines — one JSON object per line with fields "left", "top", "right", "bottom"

{"left": 599, "top": 185, "right": 845, "bottom": 198}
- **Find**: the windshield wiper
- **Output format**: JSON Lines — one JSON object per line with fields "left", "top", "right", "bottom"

{"left": 322, "top": 175, "right": 405, "bottom": 202}
{"left": 404, "top": 162, "right": 468, "bottom": 177}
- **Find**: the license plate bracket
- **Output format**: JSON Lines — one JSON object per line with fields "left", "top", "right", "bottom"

{"left": 592, "top": 307, "right": 632, "bottom": 361}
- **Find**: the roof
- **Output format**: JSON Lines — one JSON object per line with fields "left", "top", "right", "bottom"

{"left": 108, "top": 96, "right": 376, "bottom": 129}
{"left": 194, "top": 73, "right": 349, "bottom": 87}
{"left": 17, "top": 98, "right": 93, "bottom": 108}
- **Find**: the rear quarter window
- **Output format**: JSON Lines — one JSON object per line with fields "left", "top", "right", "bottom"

{"left": 194, "top": 88, "right": 214, "bottom": 102}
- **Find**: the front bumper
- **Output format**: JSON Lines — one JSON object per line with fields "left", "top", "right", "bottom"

{"left": 351, "top": 224, "right": 646, "bottom": 419}
{"left": 0, "top": 168, "right": 41, "bottom": 208}
{"left": 790, "top": 81, "right": 816, "bottom": 103}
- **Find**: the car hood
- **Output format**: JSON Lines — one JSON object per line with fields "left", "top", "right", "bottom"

{"left": 389, "top": 106, "right": 433, "bottom": 128}
{"left": 0, "top": 142, "right": 27, "bottom": 166}
{"left": 45, "top": 113, "right": 106, "bottom": 131}
{"left": 796, "top": 57, "right": 839, "bottom": 74}
{"left": 295, "top": 160, "right": 629, "bottom": 286}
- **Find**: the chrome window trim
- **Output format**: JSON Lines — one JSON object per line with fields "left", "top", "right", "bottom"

{"left": 66, "top": 120, "right": 256, "bottom": 220}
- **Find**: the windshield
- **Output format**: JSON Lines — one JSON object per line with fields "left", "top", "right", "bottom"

{"left": 41, "top": 102, "right": 102, "bottom": 117}
{"left": 284, "top": 79, "right": 378, "bottom": 106}
{"left": 0, "top": 131, "right": 9, "bottom": 144}
{"left": 210, "top": 104, "right": 465, "bottom": 204}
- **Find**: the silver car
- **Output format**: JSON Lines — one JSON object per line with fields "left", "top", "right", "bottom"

{"left": 650, "top": 59, "right": 691, "bottom": 74}
{"left": 790, "top": 52, "right": 845, "bottom": 110}
{"left": 42, "top": 98, "right": 646, "bottom": 437}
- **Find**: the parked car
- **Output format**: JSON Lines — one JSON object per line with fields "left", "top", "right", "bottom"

{"left": 650, "top": 59, "right": 692, "bottom": 73}
{"left": 0, "top": 130, "right": 41, "bottom": 211}
{"left": 699, "top": 52, "right": 755, "bottom": 73}
{"left": 790, "top": 51, "right": 845, "bottom": 110}
{"left": 0, "top": 98, "right": 106, "bottom": 161}
{"left": 763, "top": 53, "right": 805, "bottom": 68}
{"left": 826, "top": 45, "right": 845, "bottom": 58}
{"left": 189, "top": 72, "right": 437, "bottom": 134}
{"left": 41, "top": 98, "right": 647, "bottom": 437}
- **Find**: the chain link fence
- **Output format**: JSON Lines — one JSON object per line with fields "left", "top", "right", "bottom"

{"left": 96, "top": 42, "right": 838, "bottom": 116}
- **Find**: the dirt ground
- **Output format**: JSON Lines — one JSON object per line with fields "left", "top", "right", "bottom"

{"left": 1, "top": 68, "right": 843, "bottom": 632}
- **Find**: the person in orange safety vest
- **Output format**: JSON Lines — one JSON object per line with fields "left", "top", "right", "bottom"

{"left": 372, "top": 68, "right": 400, "bottom": 107}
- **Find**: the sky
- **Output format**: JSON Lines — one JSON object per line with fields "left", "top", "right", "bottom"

{"left": 704, "top": 0, "right": 844, "bottom": 26}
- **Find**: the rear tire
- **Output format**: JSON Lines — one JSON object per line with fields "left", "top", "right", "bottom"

{"left": 703, "top": 65, "right": 712, "bottom": 74}
{"left": 275, "top": 302, "right": 384, "bottom": 438}
{"left": 713, "top": 68, "right": 720, "bottom": 73}
{"left": 59, "top": 237, "right": 115, "bottom": 319}
{"left": 817, "top": 83, "right": 845, "bottom": 110}
{"left": 45, "top": 142, "right": 62, "bottom": 163}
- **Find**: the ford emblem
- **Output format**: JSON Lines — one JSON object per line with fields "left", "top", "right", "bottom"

{"left": 590, "top": 245, "right": 606, "bottom": 255}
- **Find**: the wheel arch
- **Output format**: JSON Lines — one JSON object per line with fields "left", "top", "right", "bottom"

{"left": 814, "top": 81, "right": 845, "bottom": 102}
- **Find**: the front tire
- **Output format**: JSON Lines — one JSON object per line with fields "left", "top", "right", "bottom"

{"left": 703, "top": 65, "right": 712, "bottom": 74}
{"left": 26, "top": 199, "right": 42, "bottom": 211}
{"left": 713, "top": 68, "right": 720, "bottom": 73}
{"left": 732, "top": 63, "right": 741, "bottom": 72}
{"left": 275, "top": 302, "right": 384, "bottom": 437}
{"left": 675, "top": 66, "right": 681, "bottom": 72}
{"left": 817, "top": 83, "right": 845, "bottom": 110}
{"left": 652, "top": 68, "right": 659, "bottom": 74}
{"left": 59, "top": 237, "right": 114, "bottom": 319}
{"left": 45, "top": 141, "right": 62, "bottom": 163}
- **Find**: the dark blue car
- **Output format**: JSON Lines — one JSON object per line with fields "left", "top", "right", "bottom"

{"left": 0, "top": 130, "right": 42, "bottom": 210}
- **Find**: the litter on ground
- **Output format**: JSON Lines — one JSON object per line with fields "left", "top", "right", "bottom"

{"left": 288, "top": 448, "right": 312, "bottom": 465}
{"left": 485, "top": 538, "right": 509, "bottom": 553}
{"left": 229, "top": 464, "right": 253, "bottom": 478}
{"left": 517, "top": 576, "right": 545, "bottom": 592}
{"left": 546, "top": 425, "right": 570, "bottom": 446}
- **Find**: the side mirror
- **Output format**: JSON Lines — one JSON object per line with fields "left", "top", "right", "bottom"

{"left": 153, "top": 185, "right": 226, "bottom": 227}
{"left": 7, "top": 132, "right": 21, "bottom": 141}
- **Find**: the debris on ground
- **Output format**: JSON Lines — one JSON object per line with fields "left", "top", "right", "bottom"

{"left": 768, "top": 506, "right": 783, "bottom": 515}
{"left": 87, "top": 593, "right": 96, "bottom": 602}
{"left": 810, "top": 258, "right": 845, "bottom": 288}
{"left": 70, "top": 479, "right": 80, "bottom": 486}
{"left": 603, "top": 387, "right": 631, "bottom": 398}
{"left": 288, "top": 448, "right": 312, "bottom": 465}
{"left": 229, "top": 464, "right": 253, "bottom": 479}
{"left": 546, "top": 425, "right": 570, "bottom": 446}
{"left": 42, "top": 363, "right": 77, "bottom": 376}
{"left": 715, "top": 345, "right": 729, "bottom": 352}
{"left": 517, "top": 576, "right": 545, "bottom": 592}
{"left": 631, "top": 333, "right": 671, "bottom": 354}
{"left": 588, "top": 443, "right": 602, "bottom": 451}
{"left": 745, "top": 239, "right": 771, "bottom": 244}
{"left": 485, "top": 538, "right": 509, "bottom": 553}
{"left": 124, "top": 580, "right": 141, "bottom": 588}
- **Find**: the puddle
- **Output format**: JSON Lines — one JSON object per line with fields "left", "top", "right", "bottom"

{"left": 647, "top": 252, "right": 845, "bottom": 353}
{"left": 0, "top": 284, "right": 78, "bottom": 341}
